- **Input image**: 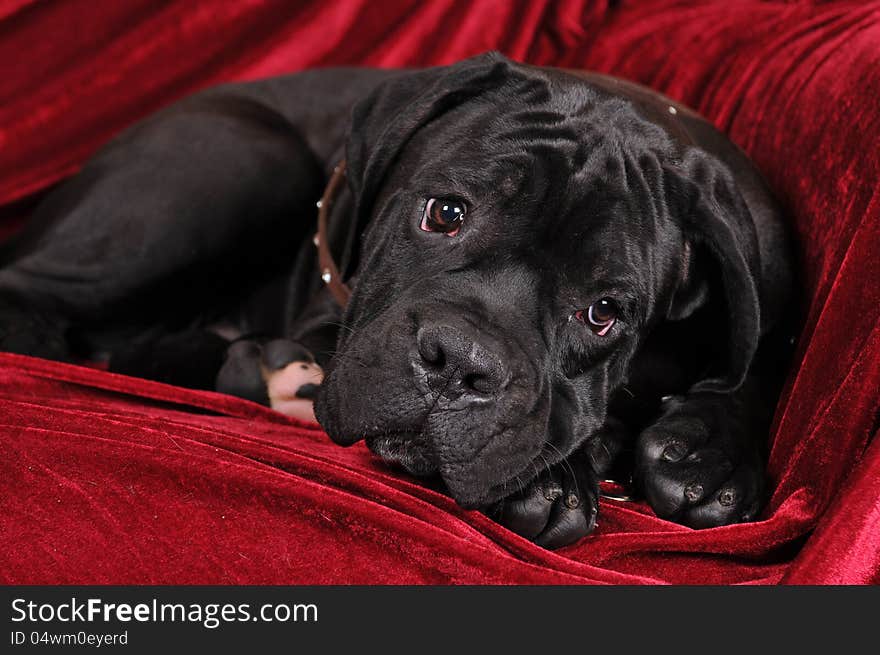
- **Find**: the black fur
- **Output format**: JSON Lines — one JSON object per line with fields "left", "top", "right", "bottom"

{"left": 0, "top": 53, "right": 795, "bottom": 548}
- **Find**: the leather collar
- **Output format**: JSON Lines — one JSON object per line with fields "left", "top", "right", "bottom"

{"left": 315, "top": 160, "right": 351, "bottom": 307}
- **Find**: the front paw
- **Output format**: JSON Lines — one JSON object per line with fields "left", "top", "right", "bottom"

{"left": 216, "top": 338, "right": 323, "bottom": 421}
{"left": 491, "top": 452, "right": 598, "bottom": 549}
{"left": 635, "top": 396, "right": 765, "bottom": 528}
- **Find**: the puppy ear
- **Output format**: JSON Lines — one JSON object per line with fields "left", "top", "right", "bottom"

{"left": 338, "top": 52, "right": 513, "bottom": 271}
{"left": 347, "top": 51, "right": 511, "bottom": 209}
{"left": 667, "top": 240, "right": 709, "bottom": 321}
{"left": 665, "top": 150, "right": 763, "bottom": 393}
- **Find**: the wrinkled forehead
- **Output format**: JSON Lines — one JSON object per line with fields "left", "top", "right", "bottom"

{"left": 397, "top": 71, "right": 674, "bottom": 202}
{"left": 378, "top": 69, "right": 679, "bottom": 293}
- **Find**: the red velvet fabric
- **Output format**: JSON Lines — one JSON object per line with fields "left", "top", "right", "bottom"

{"left": 1, "top": 0, "right": 878, "bottom": 584}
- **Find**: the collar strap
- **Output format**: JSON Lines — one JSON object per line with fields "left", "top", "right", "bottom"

{"left": 315, "top": 160, "right": 352, "bottom": 307}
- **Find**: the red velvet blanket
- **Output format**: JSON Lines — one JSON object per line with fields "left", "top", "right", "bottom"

{"left": 2, "top": 0, "right": 878, "bottom": 584}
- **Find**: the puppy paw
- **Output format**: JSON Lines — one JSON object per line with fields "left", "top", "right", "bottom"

{"left": 215, "top": 338, "right": 322, "bottom": 422}
{"left": 263, "top": 340, "right": 323, "bottom": 421}
{"left": 634, "top": 396, "right": 764, "bottom": 528}
{"left": 491, "top": 452, "right": 598, "bottom": 549}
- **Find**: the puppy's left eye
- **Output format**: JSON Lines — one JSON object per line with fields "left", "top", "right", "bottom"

{"left": 574, "top": 298, "right": 619, "bottom": 336}
{"left": 421, "top": 198, "right": 466, "bottom": 236}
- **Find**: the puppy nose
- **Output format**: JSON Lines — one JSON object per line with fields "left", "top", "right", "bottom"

{"left": 415, "top": 324, "right": 508, "bottom": 399}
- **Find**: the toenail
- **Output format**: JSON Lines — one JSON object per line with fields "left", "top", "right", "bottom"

{"left": 718, "top": 488, "right": 737, "bottom": 506}
{"left": 684, "top": 483, "right": 703, "bottom": 502}
{"left": 294, "top": 383, "right": 320, "bottom": 399}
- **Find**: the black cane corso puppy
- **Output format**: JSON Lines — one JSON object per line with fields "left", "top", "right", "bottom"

{"left": 0, "top": 53, "right": 794, "bottom": 548}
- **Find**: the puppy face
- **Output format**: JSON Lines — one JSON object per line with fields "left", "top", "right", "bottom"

{"left": 315, "top": 57, "right": 726, "bottom": 508}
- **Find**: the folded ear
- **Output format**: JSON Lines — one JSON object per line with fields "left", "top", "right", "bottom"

{"left": 347, "top": 51, "right": 512, "bottom": 212}
{"left": 338, "top": 52, "right": 514, "bottom": 276}
{"left": 666, "top": 240, "right": 709, "bottom": 322}
{"left": 665, "top": 150, "right": 763, "bottom": 393}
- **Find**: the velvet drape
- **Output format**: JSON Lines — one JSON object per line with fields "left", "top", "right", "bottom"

{"left": 1, "top": 0, "right": 877, "bottom": 584}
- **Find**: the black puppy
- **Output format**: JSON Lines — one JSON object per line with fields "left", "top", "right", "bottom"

{"left": 0, "top": 53, "right": 794, "bottom": 548}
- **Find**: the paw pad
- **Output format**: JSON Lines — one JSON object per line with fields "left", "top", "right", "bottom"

{"left": 294, "top": 382, "right": 320, "bottom": 399}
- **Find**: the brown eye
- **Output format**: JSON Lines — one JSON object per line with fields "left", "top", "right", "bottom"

{"left": 421, "top": 198, "right": 466, "bottom": 236}
{"left": 575, "top": 298, "right": 619, "bottom": 336}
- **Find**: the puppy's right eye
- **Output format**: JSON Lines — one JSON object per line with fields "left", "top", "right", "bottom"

{"left": 421, "top": 198, "right": 466, "bottom": 236}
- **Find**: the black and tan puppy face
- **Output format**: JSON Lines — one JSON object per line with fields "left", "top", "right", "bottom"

{"left": 315, "top": 56, "right": 688, "bottom": 508}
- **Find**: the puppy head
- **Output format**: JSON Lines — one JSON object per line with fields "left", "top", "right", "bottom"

{"left": 315, "top": 53, "right": 760, "bottom": 508}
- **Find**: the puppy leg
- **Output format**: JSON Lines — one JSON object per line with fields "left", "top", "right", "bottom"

{"left": 109, "top": 329, "right": 231, "bottom": 391}
{"left": 634, "top": 378, "right": 769, "bottom": 527}
{"left": 0, "top": 292, "right": 70, "bottom": 360}
{"left": 0, "top": 93, "right": 323, "bottom": 361}
{"left": 583, "top": 414, "right": 634, "bottom": 481}
{"left": 110, "top": 330, "right": 324, "bottom": 421}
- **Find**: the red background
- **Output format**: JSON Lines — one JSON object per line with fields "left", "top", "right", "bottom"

{"left": 1, "top": 0, "right": 878, "bottom": 584}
